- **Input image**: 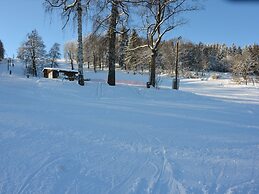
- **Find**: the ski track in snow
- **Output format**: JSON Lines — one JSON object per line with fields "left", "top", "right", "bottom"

{"left": 1, "top": 61, "right": 259, "bottom": 193}
{"left": 17, "top": 156, "right": 63, "bottom": 194}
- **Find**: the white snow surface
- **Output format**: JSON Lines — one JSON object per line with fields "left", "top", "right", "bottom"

{"left": 1, "top": 61, "right": 259, "bottom": 194}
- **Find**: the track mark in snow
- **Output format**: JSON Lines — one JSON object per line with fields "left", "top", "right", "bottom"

{"left": 226, "top": 179, "right": 256, "bottom": 194}
{"left": 64, "top": 178, "right": 79, "bottom": 194}
{"left": 215, "top": 163, "right": 226, "bottom": 192}
{"left": 17, "top": 156, "right": 62, "bottom": 194}
{"left": 107, "top": 155, "right": 151, "bottom": 194}
{"left": 130, "top": 178, "right": 149, "bottom": 194}
{"left": 96, "top": 82, "right": 104, "bottom": 98}
{"left": 148, "top": 147, "right": 186, "bottom": 194}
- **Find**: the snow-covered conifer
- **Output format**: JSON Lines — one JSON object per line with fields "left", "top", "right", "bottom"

{"left": 118, "top": 27, "right": 128, "bottom": 69}
{"left": 125, "top": 29, "right": 142, "bottom": 72}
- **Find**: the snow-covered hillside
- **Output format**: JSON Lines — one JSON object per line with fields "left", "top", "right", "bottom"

{"left": 1, "top": 61, "right": 259, "bottom": 194}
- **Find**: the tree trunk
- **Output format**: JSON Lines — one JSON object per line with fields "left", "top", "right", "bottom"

{"left": 107, "top": 1, "right": 118, "bottom": 86}
{"left": 31, "top": 47, "right": 37, "bottom": 77}
{"left": 51, "top": 58, "right": 54, "bottom": 68}
{"left": 77, "top": 0, "right": 85, "bottom": 86}
{"left": 71, "top": 58, "right": 74, "bottom": 70}
{"left": 68, "top": 52, "right": 74, "bottom": 70}
{"left": 32, "top": 58, "right": 37, "bottom": 77}
{"left": 93, "top": 52, "right": 96, "bottom": 73}
{"left": 99, "top": 56, "right": 102, "bottom": 69}
{"left": 71, "top": 59, "right": 74, "bottom": 70}
{"left": 149, "top": 50, "right": 157, "bottom": 87}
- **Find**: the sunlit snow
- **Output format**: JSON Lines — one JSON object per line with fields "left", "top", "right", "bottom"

{"left": 0, "top": 60, "right": 259, "bottom": 193}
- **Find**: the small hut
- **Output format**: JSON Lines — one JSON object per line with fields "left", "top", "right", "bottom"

{"left": 43, "top": 68, "right": 78, "bottom": 81}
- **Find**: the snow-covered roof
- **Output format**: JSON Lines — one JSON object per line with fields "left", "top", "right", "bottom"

{"left": 43, "top": 67, "right": 78, "bottom": 73}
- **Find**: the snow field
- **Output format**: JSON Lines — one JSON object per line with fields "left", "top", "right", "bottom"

{"left": 0, "top": 62, "right": 259, "bottom": 193}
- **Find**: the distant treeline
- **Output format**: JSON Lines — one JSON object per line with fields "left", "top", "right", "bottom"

{"left": 15, "top": 28, "right": 259, "bottom": 85}
{"left": 64, "top": 32, "right": 259, "bottom": 84}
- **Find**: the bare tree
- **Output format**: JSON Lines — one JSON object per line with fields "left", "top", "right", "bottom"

{"left": 64, "top": 41, "right": 77, "bottom": 70}
{"left": 17, "top": 30, "right": 46, "bottom": 77}
{"left": 159, "top": 40, "right": 176, "bottom": 75}
{"left": 44, "top": 0, "right": 90, "bottom": 86}
{"left": 92, "top": 0, "right": 130, "bottom": 85}
{"left": 231, "top": 49, "right": 253, "bottom": 85}
{"left": 134, "top": 0, "right": 199, "bottom": 87}
{"left": 83, "top": 34, "right": 101, "bottom": 72}
{"left": 48, "top": 43, "right": 61, "bottom": 68}
{"left": 97, "top": 35, "right": 109, "bottom": 70}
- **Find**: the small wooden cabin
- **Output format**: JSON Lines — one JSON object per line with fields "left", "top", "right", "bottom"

{"left": 43, "top": 68, "right": 78, "bottom": 81}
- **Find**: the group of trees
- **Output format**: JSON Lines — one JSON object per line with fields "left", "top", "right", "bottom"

{"left": 15, "top": 0, "right": 258, "bottom": 86}
{"left": 44, "top": 0, "right": 200, "bottom": 87}
{"left": 0, "top": 40, "right": 4, "bottom": 61}
{"left": 64, "top": 28, "right": 259, "bottom": 85}
{"left": 230, "top": 44, "right": 259, "bottom": 85}
{"left": 17, "top": 29, "right": 61, "bottom": 77}
{"left": 178, "top": 42, "right": 259, "bottom": 84}
{"left": 17, "top": 26, "right": 259, "bottom": 86}
{"left": 64, "top": 29, "right": 148, "bottom": 72}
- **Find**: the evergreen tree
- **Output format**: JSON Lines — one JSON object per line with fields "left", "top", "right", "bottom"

{"left": 230, "top": 43, "right": 239, "bottom": 56}
{"left": 125, "top": 29, "right": 142, "bottom": 72}
{"left": 248, "top": 44, "right": 259, "bottom": 76}
{"left": 181, "top": 42, "right": 202, "bottom": 73}
{"left": 237, "top": 46, "right": 243, "bottom": 55}
{"left": 231, "top": 48, "right": 253, "bottom": 85}
{"left": 118, "top": 27, "right": 128, "bottom": 69}
{"left": 0, "top": 40, "right": 4, "bottom": 60}
{"left": 213, "top": 44, "right": 229, "bottom": 72}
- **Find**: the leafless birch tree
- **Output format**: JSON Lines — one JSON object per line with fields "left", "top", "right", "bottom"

{"left": 44, "top": 0, "right": 90, "bottom": 86}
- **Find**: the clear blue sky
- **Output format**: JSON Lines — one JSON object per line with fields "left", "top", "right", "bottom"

{"left": 0, "top": 0, "right": 259, "bottom": 57}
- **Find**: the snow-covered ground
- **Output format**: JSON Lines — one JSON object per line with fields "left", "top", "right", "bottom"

{"left": 1, "top": 61, "right": 259, "bottom": 194}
